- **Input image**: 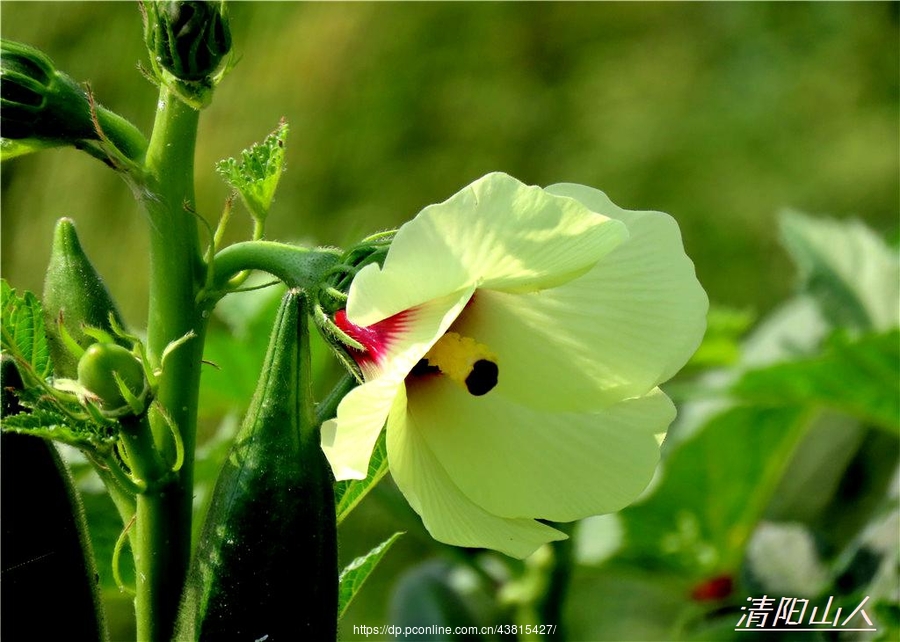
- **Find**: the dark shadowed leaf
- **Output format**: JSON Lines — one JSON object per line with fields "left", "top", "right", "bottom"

{"left": 339, "top": 531, "right": 403, "bottom": 619}
{"left": 335, "top": 428, "right": 389, "bottom": 525}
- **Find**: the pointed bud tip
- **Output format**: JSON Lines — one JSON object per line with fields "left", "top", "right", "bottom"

{"left": 51, "top": 217, "right": 84, "bottom": 253}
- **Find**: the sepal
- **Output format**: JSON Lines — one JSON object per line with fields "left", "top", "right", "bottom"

{"left": 311, "top": 231, "right": 396, "bottom": 381}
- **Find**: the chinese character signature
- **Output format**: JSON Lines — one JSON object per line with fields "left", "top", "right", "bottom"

{"left": 736, "top": 595, "right": 875, "bottom": 632}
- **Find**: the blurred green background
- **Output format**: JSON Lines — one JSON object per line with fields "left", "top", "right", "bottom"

{"left": 2, "top": 2, "right": 897, "bottom": 325}
{"left": 2, "top": 3, "right": 898, "bottom": 641}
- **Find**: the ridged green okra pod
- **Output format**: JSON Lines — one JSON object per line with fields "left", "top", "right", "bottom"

{"left": 0, "top": 356, "right": 108, "bottom": 641}
{"left": 176, "top": 289, "right": 338, "bottom": 640}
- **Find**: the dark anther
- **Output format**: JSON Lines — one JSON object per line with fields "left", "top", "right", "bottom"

{"left": 410, "top": 359, "right": 439, "bottom": 377}
{"left": 465, "top": 359, "right": 499, "bottom": 396}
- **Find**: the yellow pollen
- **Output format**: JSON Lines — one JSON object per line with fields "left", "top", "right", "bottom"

{"left": 423, "top": 332, "right": 499, "bottom": 396}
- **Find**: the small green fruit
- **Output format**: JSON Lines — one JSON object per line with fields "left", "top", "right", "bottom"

{"left": 76, "top": 343, "right": 144, "bottom": 409}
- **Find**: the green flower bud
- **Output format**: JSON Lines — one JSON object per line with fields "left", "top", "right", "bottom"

{"left": 42, "top": 218, "right": 127, "bottom": 379}
{"left": 0, "top": 39, "right": 147, "bottom": 161}
{"left": 76, "top": 343, "right": 145, "bottom": 410}
{"left": 142, "top": 1, "right": 232, "bottom": 83}
{"left": 1, "top": 40, "right": 95, "bottom": 142}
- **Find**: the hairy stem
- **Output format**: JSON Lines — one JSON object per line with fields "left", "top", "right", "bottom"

{"left": 209, "top": 240, "right": 341, "bottom": 294}
{"left": 132, "top": 86, "right": 206, "bottom": 642}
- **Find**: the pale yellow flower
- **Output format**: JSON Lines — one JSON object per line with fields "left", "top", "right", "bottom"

{"left": 322, "top": 172, "right": 707, "bottom": 558}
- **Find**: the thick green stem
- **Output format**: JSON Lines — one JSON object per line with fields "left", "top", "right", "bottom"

{"left": 133, "top": 86, "right": 206, "bottom": 642}
{"left": 210, "top": 240, "right": 340, "bottom": 294}
{"left": 118, "top": 415, "right": 169, "bottom": 491}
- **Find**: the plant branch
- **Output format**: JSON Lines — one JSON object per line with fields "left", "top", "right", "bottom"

{"left": 132, "top": 85, "right": 206, "bottom": 642}
{"left": 208, "top": 240, "right": 341, "bottom": 296}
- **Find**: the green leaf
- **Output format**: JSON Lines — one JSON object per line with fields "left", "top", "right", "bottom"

{"left": 1, "top": 279, "right": 52, "bottom": 379}
{"left": 762, "top": 412, "right": 868, "bottom": 527}
{"left": 789, "top": 424, "right": 899, "bottom": 555}
{"left": 733, "top": 330, "right": 900, "bottom": 434}
{"left": 215, "top": 121, "right": 288, "bottom": 224}
{"left": 334, "top": 428, "right": 389, "bottom": 525}
{"left": 0, "top": 344, "right": 117, "bottom": 454}
{"left": 779, "top": 210, "right": 899, "bottom": 332}
{"left": 686, "top": 305, "right": 755, "bottom": 369}
{"left": 1, "top": 408, "right": 115, "bottom": 452}
{"left": 616, "top": 404, "right": 811, "bottom": 577}
{"left": 338, "top": 531, "right": 403, "bottom": 619}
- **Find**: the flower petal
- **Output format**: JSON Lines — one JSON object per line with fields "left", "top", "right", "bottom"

{"left": 412, "top": 380, "right": 674, "bottom": 522}
{"left": 321, "top": 378, "right": 401, "bottom": 480}
{"left": 387, "top": 384, "right": 567, "bottom": 558}
{"left": 347, "top": 172, "right": 627, "bottom": 326}
{"left": 356, "top": 289, "right": 476, "bottom": 380}
{"left": 451, "top": 185, "right": 708, "bottom": 411}
{"left": 322, "top": 289, "right": 474, "bottom": 480}
{"left": 547, "top": 183, "right": 708, "bottom": 385}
